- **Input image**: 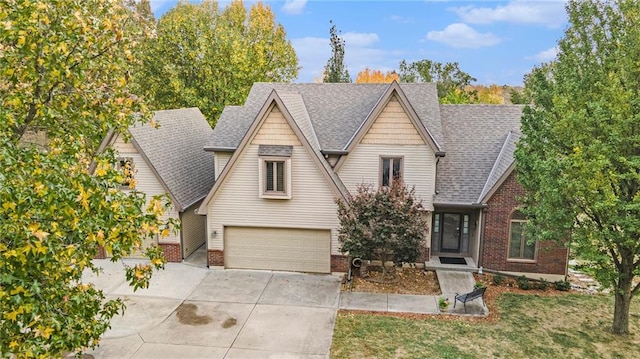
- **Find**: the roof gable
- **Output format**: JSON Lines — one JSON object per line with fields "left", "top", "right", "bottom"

{"left": 478, "top": 131, "right": 521, "bottom": 203}
{"left": 205, "top": 82, "right": 442, "bottom": 153}
{"left": 434, "top": 104, "right": 524, "bottom": 205}
{"left": 98, "top": 108, "right": 215, "bottom": 212}
{"left": 198, "top": 90, "right": 349, "bottom": 214}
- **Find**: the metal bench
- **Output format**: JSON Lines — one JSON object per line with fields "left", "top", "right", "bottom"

{"left": 454, "top": 286, "right": 487, "bottom": 313}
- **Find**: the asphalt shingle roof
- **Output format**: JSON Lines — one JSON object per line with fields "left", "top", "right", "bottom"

{"left": 206, "top": 82, "right": 442, "bottom": 152}
{"left": 129, "top": 108, "right": 215, "bottom": 211}
{"left": 207, "top": 83, "right": 524, "bottom": 205}
{"left": 435, "top": 105, "right": 524, "bottom": 204}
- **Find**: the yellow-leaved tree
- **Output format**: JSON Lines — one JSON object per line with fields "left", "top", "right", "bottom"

{"left": 354, "top": 68, "right": 399, "bottom": 83}
{"left": 0, "top": 0, "right": 176, "bottom": 356}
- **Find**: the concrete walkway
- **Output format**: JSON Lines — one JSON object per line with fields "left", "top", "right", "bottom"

{"left": 82, "top": 261, "right": 487, "bottom": 358}
{"left": 340, "top": 270, "right": 487, "bottom": 316}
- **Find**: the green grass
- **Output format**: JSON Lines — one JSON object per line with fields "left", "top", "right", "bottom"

{"left": 331, "top": 293, "right": 640, "bottom": 359}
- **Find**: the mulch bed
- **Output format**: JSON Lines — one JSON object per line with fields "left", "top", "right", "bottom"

{"left": 342, "top": 267, "right": 441, "bottom": 295}
{"left": 340, "top": 271, "right": 582, "bottom": 323}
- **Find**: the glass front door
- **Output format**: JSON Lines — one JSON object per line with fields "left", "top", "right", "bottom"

{"left": 441, "top": 213, "right": 461, "bottom": 252}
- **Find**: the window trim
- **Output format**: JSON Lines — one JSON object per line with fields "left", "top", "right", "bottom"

{"left": 507, "top": 217, "right": 537, "bottom": 263}
{"left": 379, "top": 156, "right": 404, "bottom": 187}
{"left": 117, "top": 157, "right": 135, "bottom": 190}
{"left": 258, "top": 156, "right": 291, "bottom": 199}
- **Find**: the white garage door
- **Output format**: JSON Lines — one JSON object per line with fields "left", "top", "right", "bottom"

{"left": 225, "top": 227, "right": 331, "bottom": 273}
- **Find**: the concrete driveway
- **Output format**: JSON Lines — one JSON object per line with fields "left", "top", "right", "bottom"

{"left": 83, "top": 260, "right": 341, "bottom": 358}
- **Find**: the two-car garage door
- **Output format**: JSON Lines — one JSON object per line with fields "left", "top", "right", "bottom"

{"left": 224, "top": 227, "right": 331, "bottom": 273}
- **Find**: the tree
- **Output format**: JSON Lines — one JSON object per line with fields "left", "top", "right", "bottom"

{"left": 0, "top": 0, "right": 174, "bottom": 356}
{"left": 336, "top": 181, "right": 428, "bottom": 281}
{"left": 134, "top": 0, "right": 299, "bottom": 127}
{"left": 354, "top": 68, "right": 398, "bottom": 83}
{"left": 515, "top": 0, "right": 640, "bottom": 335}
{"left": 508, "top": 87, "right": 531, "bottom": 104}
{"left": 323, "top": 21, "right": 351, "bottom": 83}
{"left": 398, "top": 59, "right": 477, "bottom": 103}
{"left": 474, "top": 84, "right": 506, "bottom": 104}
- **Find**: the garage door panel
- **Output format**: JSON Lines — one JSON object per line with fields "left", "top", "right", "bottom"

{"left": 225, "top": 227, "right": 330, "bottom": 273}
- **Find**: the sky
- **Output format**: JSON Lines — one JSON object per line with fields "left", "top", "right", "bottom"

{"left": 149, "top": 0, "right": 568, "bottom": 86}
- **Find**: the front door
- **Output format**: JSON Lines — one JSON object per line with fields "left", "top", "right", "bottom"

{"left": 441, "top": 213, "right": 461, "bottom": 252}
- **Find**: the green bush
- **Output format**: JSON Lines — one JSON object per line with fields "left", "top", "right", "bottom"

{"left": 492, "top": 274, "right": 505, "bottom": 285}
{"left": 517, "top": 275, "right": 532, "bottom": 290}
{"left": 554, "top": 280, "right": 572, "bottom": 291}
{"left": 474, "top": 281, "right": 485, "bottom": 289}
{"left": 536, "top": 278, "right": 550, "bottom": 291}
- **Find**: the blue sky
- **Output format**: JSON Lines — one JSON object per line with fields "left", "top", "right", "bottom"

{"left": 149, "top": 1, "right": 568, "bottom": 85}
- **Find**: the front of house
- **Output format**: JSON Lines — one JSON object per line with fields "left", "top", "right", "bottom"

{"left": 197, "top": 82, "right": 568, "bottom": 278}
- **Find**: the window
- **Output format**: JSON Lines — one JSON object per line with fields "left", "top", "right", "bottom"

{"left": 265, "top": 160, "right": 285, "bottom": 193}
{"left": 380, "top": 157, "right": 403, "bottom": 187}
{"left": 508, "top": 211, "right": 536, "bottom": 261}
{"left": 258, "top": 145, "right": 292, "bottom": 199}
{"left": 117, "top": 157, "right": 134, "bottom": 189}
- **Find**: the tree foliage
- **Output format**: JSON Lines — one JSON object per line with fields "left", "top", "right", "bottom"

{"left": 323, "top": 21, "right": 351, "bottom": 83}
{"left": 336, "top": 182, "right": 428, "bottom": 280}
{"left": 134, "top": 0, "right": 299, "bottom": 127}
{"left": 398, "top": 59, "right": 477, "bottom": 103}
{"left": 515, "top": 0, "right": 640, "bottom": 335}
{"left": 354, "top": 68, "right": 398, "bottom": 83}
{"left": 0, "top": 0, "right": 175, "bottom": 356}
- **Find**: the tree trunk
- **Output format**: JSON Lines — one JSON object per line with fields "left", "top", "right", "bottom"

{"left": 612, "top": 272, "right": 632, "bottom": 335}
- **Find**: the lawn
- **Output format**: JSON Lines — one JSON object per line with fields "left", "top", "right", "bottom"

{"left": 331, "top": 293, "right": 640, "bottom": 359}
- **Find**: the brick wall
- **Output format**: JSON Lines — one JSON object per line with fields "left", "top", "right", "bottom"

{"left": 159, "top": 243, "right": 182, "bottom": 263}
{"left": 94, "top": 246, "right": 107, "bottom": 259}
{"left": 331, "top": 255, "right": 349, "bottom": 272}
{"left": 482, "top": 172, "right": 568, "bottom": 275}
{"left": 208, "top": 249, "right": 224, "bottom": 267}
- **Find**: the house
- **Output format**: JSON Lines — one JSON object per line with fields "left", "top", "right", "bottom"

{"left": 197, "top": 82, "right": 568, "bottom": 278}
{"left": 97, "top": 108, "right": 215, "bottom": 262}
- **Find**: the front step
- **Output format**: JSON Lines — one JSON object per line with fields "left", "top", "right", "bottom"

{"left": 424, "top": 256, "right": 478, "bottom": 273}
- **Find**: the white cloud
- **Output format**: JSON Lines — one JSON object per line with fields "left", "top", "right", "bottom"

{"left": 388, "top": 15, "right": 414, "bottom": 24}
{"left": 342, "top": 32, "right": 379, "bottom": 47}
{"left": 291, "top": 37, "right": 330, "bottom": 81}
{"left": 426, "top": 23, "right": 502, "bottom": 49}
{"left": 452, "top": 1, "right": 567, "bottom": 28}
{"left": 282, "top": 0, "right": 307, "bottom": 15}
{"left": 291, "top": 33, "right": 402, "bottom": 82}
{"left": 529, "top": 46, "right": 559, "bottom": 62}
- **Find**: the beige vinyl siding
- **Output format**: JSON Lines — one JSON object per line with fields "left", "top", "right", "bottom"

{"left": 251, "top": 107, "right": 302, "bottom": 146}
{"left": 362, "top": 96, "right": 426, "bottom": 145}
{"left": 112, "top": 134, "right": 180, "bottom": 254}
{"left": 207, "top": 144, "right": 340, "bottom": 254}
{"left": 208, "top": 106, "right": 339, "bottom": 255}
{"left": 180, "top": 201, "right": 206, "bottom": 258}
{"left": 214, "top": 152, "right": 233, "bottom": 180}
{"left": 338, "top": 144, "right": 436, "bottom": 209}
{"left": 337, "top": 95, "right": 437, "bottom": 210}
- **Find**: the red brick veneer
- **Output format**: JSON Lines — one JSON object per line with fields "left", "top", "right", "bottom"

{"left": 208, "top": 249, "right": 224, "bottom": 267}
{"left": 94, "top": 246, "right": 107, "bottom": 259}
{"left": 482, "top": 172, "right": 568, "bottom": 275}
{"left": 159, "top": 243, "right": 182, "bottom": 263}
{"left": 331, "top": 255, "right": 349, "bottom": 272}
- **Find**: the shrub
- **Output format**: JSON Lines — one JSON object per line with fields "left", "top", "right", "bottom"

{"left": 474, "top": 281, "right": 485, "bottom": 289}
{"left": 536, "top": 278, "right": 550, "bottom": 291}
{"left": 554, "top": 280, "right": 572, "bottom": 291}
{"left": 492, "top": 274, "right": 505, "bottom": 286}
{"left": 517, "top": 275, "right": 532, "bottom": 290}
{"left": 439, "top": 297, "right": 450, "bottom": 309}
